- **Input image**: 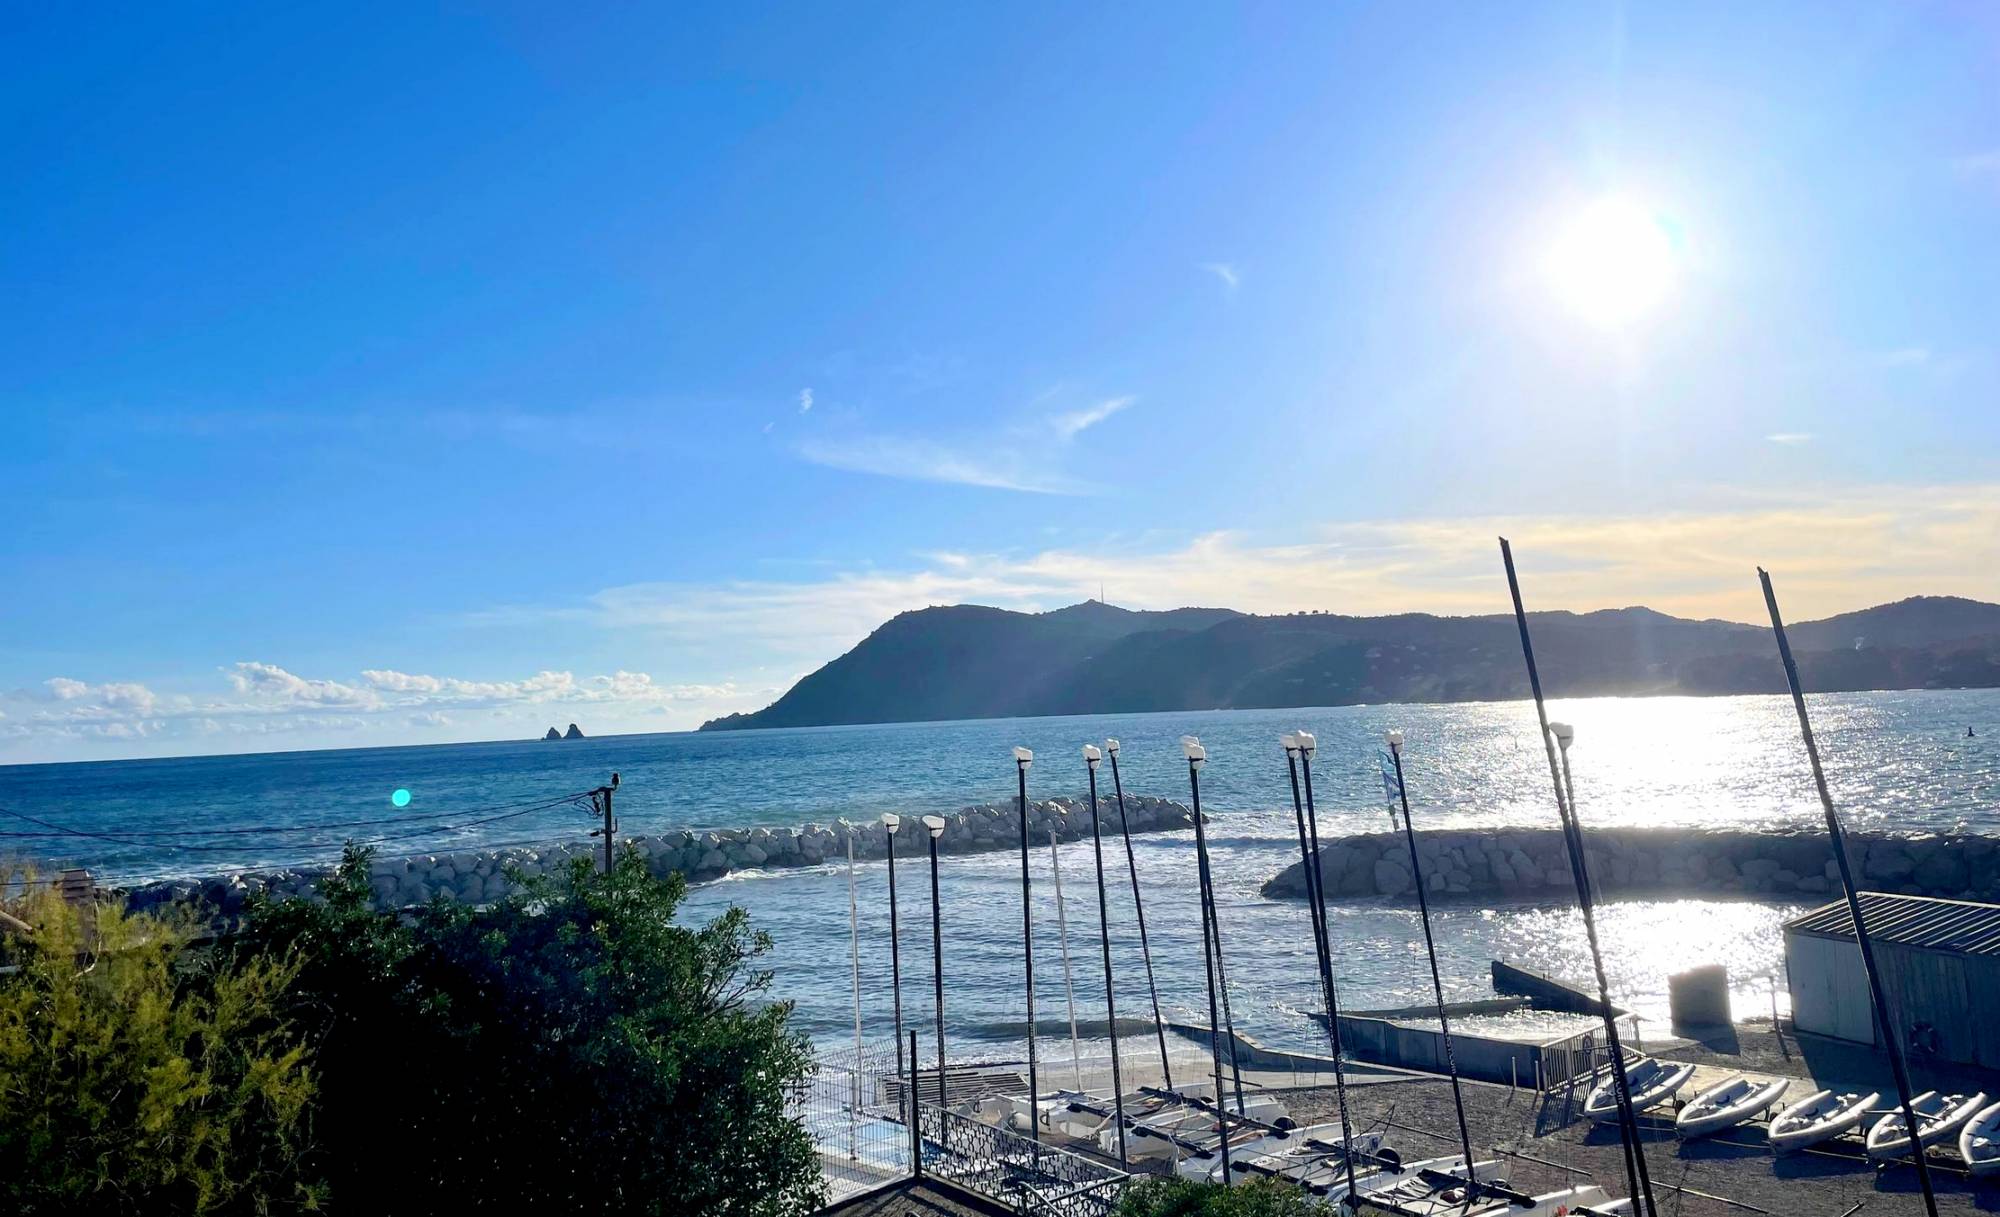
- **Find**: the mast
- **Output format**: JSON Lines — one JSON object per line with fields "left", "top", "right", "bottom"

{"left": 1761, "top": 568, "right": 1940, "bottom": 1217}
{"left": 1013, "top": 747, "right": 1041, "bottom": 1146}
{"left": 846, "top": 831, "right": 864, "bottom": 1160}
{"left": 1085, "top": 744, "right": 1129, "bottom": 1165}
{"left": 1283, "top": 733, "right": 1362, "bottom": 1201}
{"left": 1385, "top": 730, "right": 1477, "bottom": 1177}
{"left": 1108, "top": 739, "right": 1175, "bottom": 1090}
{"left": 884, "top": 813, "right": 905, "bottom": 1080}
{"left": 1499, "top": 537, "right": 1657, "bottom": 1217}
{"left": 1182, "top": 736, "right": 1235, "bottom": 1185}
{"left": 1049, "top": 828, "right": 1085, "bottom": 1090}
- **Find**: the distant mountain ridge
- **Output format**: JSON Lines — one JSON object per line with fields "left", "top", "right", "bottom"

{"left": 697, "top": 596, "right": 2000, "bottom": 732}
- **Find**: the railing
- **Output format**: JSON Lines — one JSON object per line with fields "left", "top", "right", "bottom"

{"left": 1536, "top": 1014, "right": 1642, "bottom": 1096}
{"left": 914, "top": 1099, "right": 1128, "bottom": 1217}
{"left": 790, "top": 1044, "right": 912, "bottom": 1205}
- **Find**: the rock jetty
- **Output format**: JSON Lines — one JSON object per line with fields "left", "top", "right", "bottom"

{"left": 119, "top": 793, "right": 1194, "bottom": 916}
{"left": 1262, "top": 826, "right": 2000, "bottom": 906}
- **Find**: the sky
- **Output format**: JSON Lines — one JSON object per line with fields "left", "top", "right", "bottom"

{"left": 2, "top": 3, "right": 1997, "bottom": 763}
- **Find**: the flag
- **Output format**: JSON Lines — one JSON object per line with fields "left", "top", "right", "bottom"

{"left": 1379, "top": 750, "right": 1402, "bottom": 825}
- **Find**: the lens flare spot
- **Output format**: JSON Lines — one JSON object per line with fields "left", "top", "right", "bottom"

{"left": 391, "top": 788, "right": 412, "bottom": 808}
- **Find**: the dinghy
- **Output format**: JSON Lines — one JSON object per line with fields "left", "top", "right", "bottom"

{"left": 1959, "top": 1099, "right": 2000, "bottom": 1177}
{"left": 1585, "top": 1058, "right": 1695, "bottom": 1122}
{"left": 1767, "top": 1088, "right": 1881, "bottom": 1154}
{"left": 1866, "top": 1090, "right": 1989, "bottom": 1160}
{"left": 1675, "top": 1074, "right": 1789, "bottom": 1140}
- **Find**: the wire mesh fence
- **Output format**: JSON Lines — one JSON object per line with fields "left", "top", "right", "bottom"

{"left": 792, "top": 1043, "right": 914, "bottom": 1205}
{"left": 914, "top": 1100, "right": 1129, "bottom": 1217}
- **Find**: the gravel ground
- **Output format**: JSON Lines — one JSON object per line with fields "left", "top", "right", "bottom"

{"left": 1273, "top": 1068, "right": 1992, "bottom": 1217}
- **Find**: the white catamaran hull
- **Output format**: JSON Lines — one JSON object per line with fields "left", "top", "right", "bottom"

{"left": 1112, "top": 1093, "right": 1291, "bottom": 1161}
{"left": 1176, "top": 1125, "right": 1386, "bottom": 1182}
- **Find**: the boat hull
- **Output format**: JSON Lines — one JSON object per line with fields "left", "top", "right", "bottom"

{"left": 1957, "top": 1099, "right": 2000, "bottom": 1177}
{"left": 1866, "top": 1090, "right": 1989, "bottom": 1160}
{"left": 1675, "top": 1075, "right": 1789, "bottom": 1140}
{"left": 1768, "top": 1089, "right": 1881, "bottom": 1155}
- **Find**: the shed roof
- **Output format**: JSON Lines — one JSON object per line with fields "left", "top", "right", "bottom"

{"left": 1785, "top": 891, "right": 2000, "bottom": 956}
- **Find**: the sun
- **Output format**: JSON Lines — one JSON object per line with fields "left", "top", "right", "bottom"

{"left": 1543, "top": 195, "right": 1679, "bottom": 329}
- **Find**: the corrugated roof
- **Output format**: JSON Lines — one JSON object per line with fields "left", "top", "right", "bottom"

{"left": 1785, "top": 891, "right": 2000, "bottom": 956}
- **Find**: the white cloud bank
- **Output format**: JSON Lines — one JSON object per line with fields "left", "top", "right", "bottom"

{"left": 8, "top": 482, "right": 1995, "bottom": 762}
{"left": 1, "top": 663, "right": 770, "bottom": 760}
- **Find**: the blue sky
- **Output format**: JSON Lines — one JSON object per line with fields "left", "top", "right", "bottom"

{"left": 3, "top": 3, "right": 1997, "bottom": 761}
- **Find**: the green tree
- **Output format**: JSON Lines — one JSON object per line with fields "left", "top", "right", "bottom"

{"left": 0, "top": 871, "right": 324, "bottom": 1216}
{"left": 1118, "top": 1175, "right": 1334, "bottom": 1217}
{"left": 241, "top": 845, "right": 825, "bottom": 1216}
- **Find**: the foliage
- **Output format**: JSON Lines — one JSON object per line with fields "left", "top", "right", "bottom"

{"left": 238, "top": 845, "right": 825, "bottom": 1216}
{"left": 0, "top": 867, "right": 324, "bottom": 1216}
{"left": 1118, "top": 1175, "right": 1334, "bottom": 1217}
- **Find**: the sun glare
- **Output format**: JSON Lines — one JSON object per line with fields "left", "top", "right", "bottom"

{"left": 1543, "top": 195, "right": 1678, "bottom": 329}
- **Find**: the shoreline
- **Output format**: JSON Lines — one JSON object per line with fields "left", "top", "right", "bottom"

{"left": 117, "top": 792, "right": 1197, "bottom": 916}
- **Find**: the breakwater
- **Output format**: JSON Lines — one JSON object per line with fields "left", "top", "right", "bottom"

{"left": 1261, "top": 826, "right": 2000, "bottom": 905}
{"left": 118, "top": 793, "right": 1194, "bottom": 916}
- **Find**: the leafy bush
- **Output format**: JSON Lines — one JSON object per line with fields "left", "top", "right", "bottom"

{"left": 1118, "top": 1175, "right": 1334, "bottom": 1217}
{"left": 239, "top": 845, "right": 824, "bottom": 1216}
{"left": 0, "top": 870, "right": 324, "bottom": 1215}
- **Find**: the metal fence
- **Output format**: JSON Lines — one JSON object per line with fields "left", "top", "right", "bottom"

{"left": 794, "top": 1042, "right": 1131, "bottom": 1214}
{"left": 791, "top": 1044, "right": 913, "bottom": 1205}
{"left": 914, "top": 1099, "right": 1128, "bottom": 1217}
{"left": 1535, "top": 1015, "right": 1642, "bottom": 1096}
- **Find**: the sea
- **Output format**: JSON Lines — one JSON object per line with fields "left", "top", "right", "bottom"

{"left": 4, "top": 690, "right": 1996, "bottom": 1061}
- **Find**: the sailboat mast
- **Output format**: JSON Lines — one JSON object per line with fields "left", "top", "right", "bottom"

{"left": 1108, "top": 740, "right": 1175, "bottom": 1091}
{"left": 1500, "top": 537, "right": 1657, "bottom": 1217}
{"left": 1284, "top": 734, "right": 1362, "bottom": 1201}
{"left": 1183, "top": 738, "right": 1235, "bottom": 1185}
{"left": 1014, "top": 748, "right": 1041, "bottom": 1146}
{"left": 1385, "top": 730, "right": 1477, "bottom": 1177}
{"left": 1760, "top": 568, "right": 1940, "bottom": 1217}
{"left": 1049, "top": 828, "right": 1084, "bottom": 1090}
{"left": 846, "top": 832, "right": 863, "bottom": 1160}
{"left": 1085, "top": 745, "right": 1129, "bottom": 1164}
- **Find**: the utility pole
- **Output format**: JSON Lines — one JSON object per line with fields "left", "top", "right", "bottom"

{"left": 591, "top": 772, "right": 621, "bottom": 872}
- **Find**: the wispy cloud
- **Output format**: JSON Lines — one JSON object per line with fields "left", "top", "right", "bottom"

{"left": 1877, "top": 347, "right": 1932, "bottom": 368}
{"left": 1765, "top": 432, "right": 1813, "bottom": 445}
{"left": 795, "top": 435, "right": 1080, "bottom": 494}
{"left": 482, "top": 480, "right": 2000, "bottom": 665}
{"left": 1201, "top": 262, "right": 1240, "bottom": 293}
{"left": 1952, "top": 149, "right": 2000, "bottom": 185}
{"left": 1049, "top": 395, "right": 1135, "bottom": 441}
{"left": 798, "top": 387, "right": 814, "bottom": 414}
